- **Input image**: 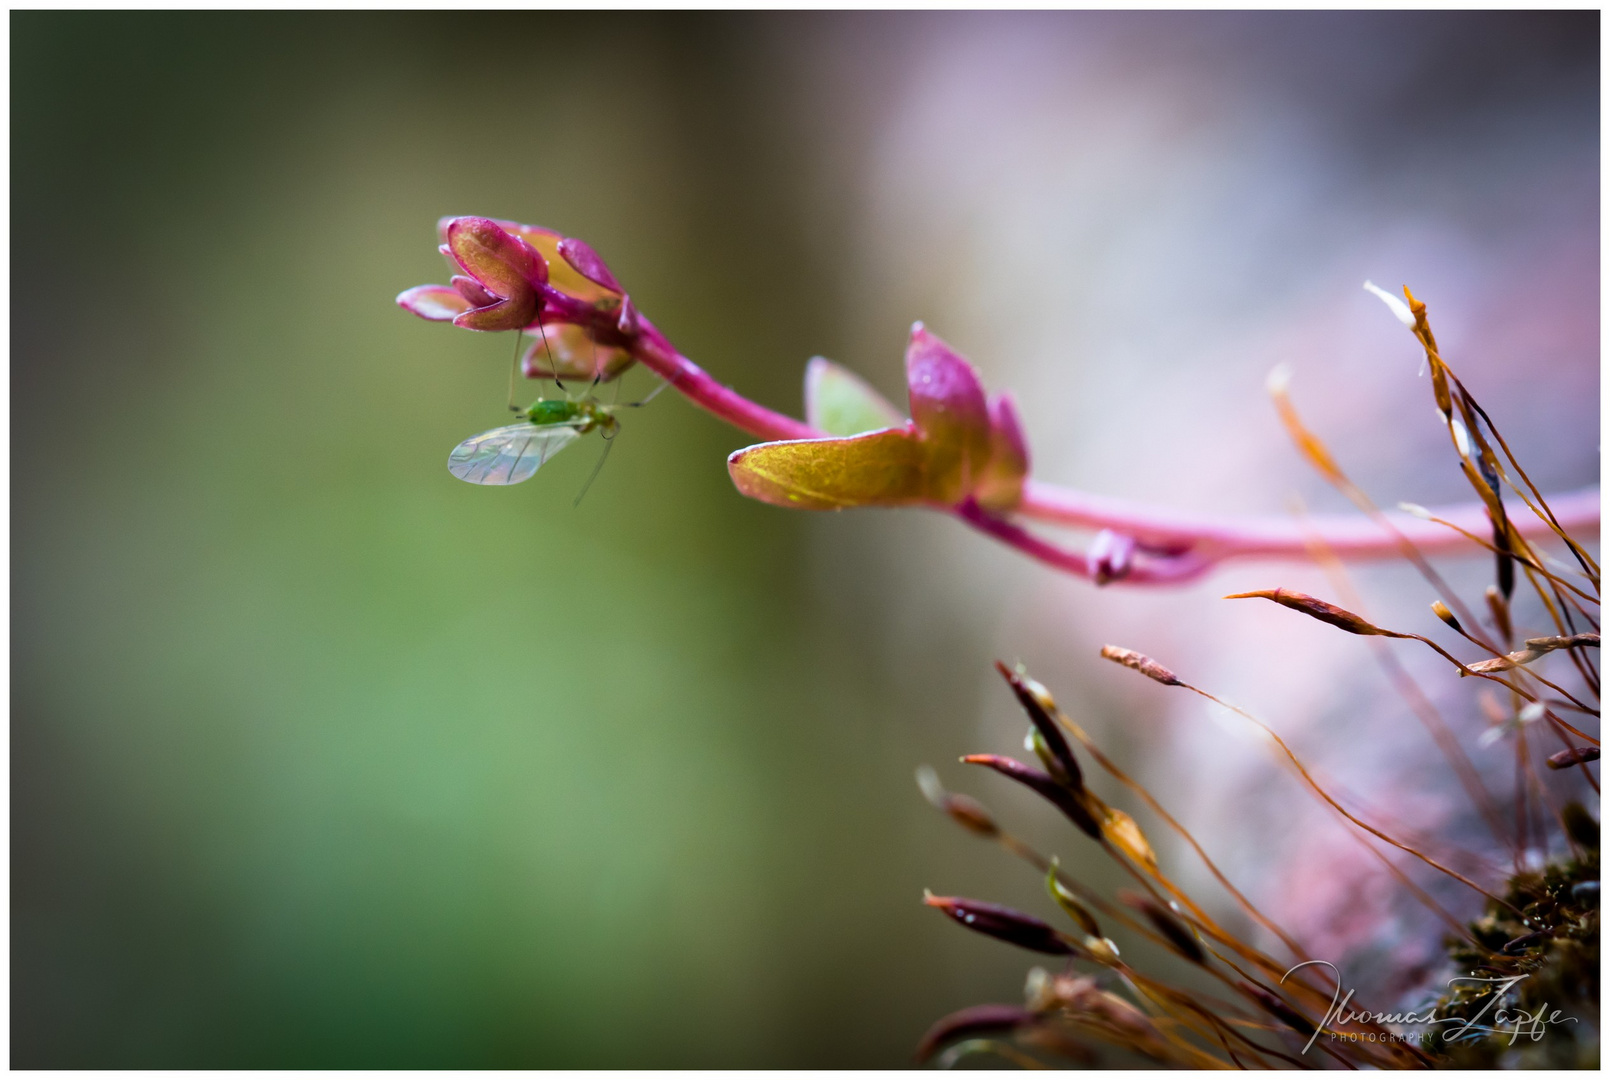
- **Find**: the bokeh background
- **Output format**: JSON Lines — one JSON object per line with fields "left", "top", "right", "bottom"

{"left": 13, "top": 11, "right": 1598, "bottom": 1068}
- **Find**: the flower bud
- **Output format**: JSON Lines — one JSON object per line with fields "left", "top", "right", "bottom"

{"left": 1089, "top": 529, "right": 1136, "bottom": 586}
{"left": 924, "top": 891, "right": 1074, "bottom": 955}
{"left": 905, "top": 323, "right": 992, "bottom": 504}
{"left": 396, "top": 284, "right": 471, "bottom": 322}
{"left": 450, "top": 274, "right": 497, "bottom": 308}
{"left": 557, "top": 236, "right": 624, "bottom": 294}
{"left": 442, "top": 217, "right": 543, "bottom": 332}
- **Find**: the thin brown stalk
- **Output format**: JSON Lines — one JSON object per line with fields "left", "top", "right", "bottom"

{"left": 1267, "top": 372, "right": 1494, "bottom": 647}
{"left": 1454, "top": 375, "right": 1600, "bottom": 585}
{"left": 1403, "top": 506, "right": 1598, "bottom": 605}
{"left": 1177, "top": 681, "right": 1520, "bottom": 915}
{"left": 1522, "top": 563, "right": 1601, "bottom": 697}
{"left": 1402, "top": 287, "right": 1599, "bottom": 584}
{"left": 1301, "top": 536, "right": 1513, "bottom": 849}
{"left": 992, "top": 830, "right": 1180, "bottom": 959}
{"left": 1054, "top": 705, "right": 1316, "bottom": 970}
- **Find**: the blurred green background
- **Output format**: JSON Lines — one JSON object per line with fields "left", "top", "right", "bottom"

{"left": 12, "top": 13, "right": 1033, "bottom": 1067}
{"left": 13, "top": 11, "right": 1597, "bottom": 1068}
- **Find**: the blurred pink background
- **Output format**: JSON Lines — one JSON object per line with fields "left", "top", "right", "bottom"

{"left": 786, "top": 10, "right": 1597, "bottom": 1001}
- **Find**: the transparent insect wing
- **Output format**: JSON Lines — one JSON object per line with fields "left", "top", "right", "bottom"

{"left": 447, "top": 422, "right": 583, "bottom": 485}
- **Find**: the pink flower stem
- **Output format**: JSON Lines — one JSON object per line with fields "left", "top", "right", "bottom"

{"left": 611, "top": 312, "right": 1600, "bottom": 586}
{"left": 628, "top": 317, "right": 819, "bottom": 442}
{"left": 955, "top": 501, "right": 1209, "bottom": 585}
{"left": 1016, "top": 481, "right": 1602, "bottom": 568}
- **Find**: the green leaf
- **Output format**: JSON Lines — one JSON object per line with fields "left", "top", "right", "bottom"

{"left": 803, "top": 357, "right": 905, "bottom": 436}
{"left": 726, "top": 426, "right": 930, "bottom": 510}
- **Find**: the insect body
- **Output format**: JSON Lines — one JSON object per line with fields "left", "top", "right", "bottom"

{"left": 448, "top": 398, "right": 619, "bottom": 486}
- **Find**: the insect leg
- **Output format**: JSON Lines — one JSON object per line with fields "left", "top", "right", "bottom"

{"left": 622, "top": 373, "right": 677, "bottom": 408}
{"left": 573, "top": 430, "right": 615, "bottom": 508}
{"left": 590, "top": 322, "right": 603, "bottom": 395}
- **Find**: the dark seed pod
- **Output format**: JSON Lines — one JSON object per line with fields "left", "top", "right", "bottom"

{"left": 1119, "top": 889, "right": 1206, "bottom": 966}
{"left": 1494, "top": 530, "right": 1516, "bottom": 601}
{"left": 1570, "top": 880, "right": 1598, "bottom": 908}
{"left": 995, "top": 661, "right": 1084, "bottom": 792}
{"left": 1502, "top": 931, "right": 1547, "bottom": 955}
{"left": 1430, "top": 600, "right": 1462, "bottom": 633}
{"left": 914, "top": 1003, "right": 1036, "bottom": 1063}
{"left": 1239, "top": 981, "right": 1317, "bottom": 1037}
{"left": 962, "top": 754, "right": 1102, "bottom": 840}
{"left": 923, "top": 892, "right": 1075, "bottom": 956}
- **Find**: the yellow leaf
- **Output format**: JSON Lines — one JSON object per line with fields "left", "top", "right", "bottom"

{"left": 726, "top": 426, "right": 931, "bottom": 510}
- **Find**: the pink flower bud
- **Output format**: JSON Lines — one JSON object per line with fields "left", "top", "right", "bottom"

{"left": 442, "top": 217, "right": 545, "bottom": 332}
{"left": 557, "top": 236, "right": 624, "bottom": 295}
{"left": 396, "top": 284, "right": 471, "bottom": 322}
{"left": 974, "top": 392, "right": 1030, "bottom": 510}
{"left": 905, "top": 323, "right": 992, "bottom": 503}
{"left": 450, "top": 275, "right": 497, "bottom": 308}
{"left": 1088, "top": 529, "right": 1136, "bottom": 586}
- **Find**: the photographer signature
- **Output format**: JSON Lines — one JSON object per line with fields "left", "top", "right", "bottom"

{"left": 1282, "top": 960, "right": 1578, "bottom": 1055}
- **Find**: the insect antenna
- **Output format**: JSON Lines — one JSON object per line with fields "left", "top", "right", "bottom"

{"left": 573, "top": 427, "right": 616, "bottom": 508}
{"left": 533, "top": 303, "right": 565, "bottom": 394}
{"left": 506, "top": 327, "right": 525, "bottom": 412}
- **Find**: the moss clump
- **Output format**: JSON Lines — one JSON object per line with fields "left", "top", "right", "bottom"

{"left": 1424, "top": 826, "right": 1598, "bottom": 1069}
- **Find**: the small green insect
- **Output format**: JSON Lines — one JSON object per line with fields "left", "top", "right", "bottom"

{"left": 449, "top": 323, "right": 669, "bottom": 498}
{"left": 447, "top": 397, "right": 620, "bottom": 486}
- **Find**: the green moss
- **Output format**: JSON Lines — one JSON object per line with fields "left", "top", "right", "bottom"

{"left": 1423, "top": 845, "right": 1598, "bottom": 1069}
